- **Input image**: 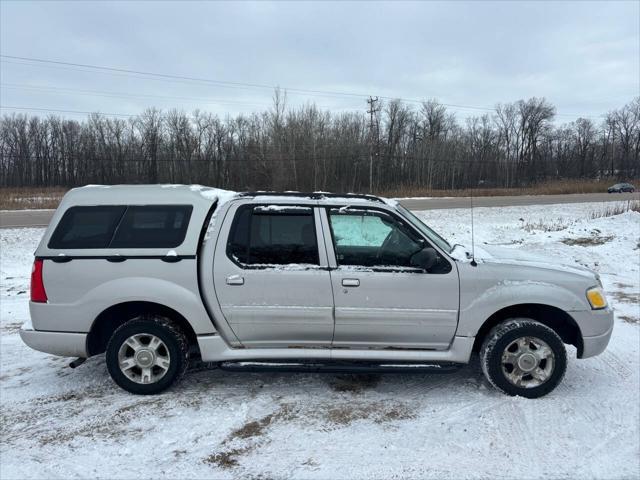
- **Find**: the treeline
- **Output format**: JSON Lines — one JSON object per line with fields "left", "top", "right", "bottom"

{"left": 1, "top": 93, "right": 638, "bottom": 193}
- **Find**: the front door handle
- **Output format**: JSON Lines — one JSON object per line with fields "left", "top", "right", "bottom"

{"left": 342, "top": 278, "right": 360, "bottom": 287}
{"left": 226, "top": 275, "right": 245, "bottom": 286}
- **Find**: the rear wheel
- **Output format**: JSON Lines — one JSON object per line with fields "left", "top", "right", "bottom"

{"left": 480, "top": 318, "right": 567, "bottom": 398}
{"left": 106, "top": 315, "right": 189, "bottom": 394}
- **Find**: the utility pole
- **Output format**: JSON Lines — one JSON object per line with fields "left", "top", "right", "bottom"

{"left": 610, "top": 132, "right": 615, "bottom": 178}
{"left": 367, "top": 96, "right": 380, "bottom": 192}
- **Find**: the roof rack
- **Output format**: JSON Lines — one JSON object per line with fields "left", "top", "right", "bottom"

{"left": 239, "top": 191, "right": 386, "bottom": 203}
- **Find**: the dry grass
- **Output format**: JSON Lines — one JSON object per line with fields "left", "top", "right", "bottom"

{"left": 610, "top": 290, "right": 640, "bottom": 305}
{"left": 1, "top": 178, "right": 637, "bottom": 210}
{"left": 381, "top": 179, "right": 639, "bottom": 198}
{"left": 525, "top": 201, "right": 640, "bottom": 239}
{"left": 522, "top": 218, "right": 572, "bottom": 232}
{"left": 589, "top": 200, "right": 640, "bottom": 219}
{"left": 325, "top": 401, "right": 415, "bottom": 426}
{"left": 327, "top": 373, "right": 381, "bottom": 393}
{"left": 0, "top": 187, "right": 67, "bottom": 210}
{"left": 619, "top": 315, "right": 639, "bottom": 324}
{"left": 203, "top": 404, "right": 295, "bottom": 469}
{"left": 561, "top": 235, "right": 615, "bottom": 246}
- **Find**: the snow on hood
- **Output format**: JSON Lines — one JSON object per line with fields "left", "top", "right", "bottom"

{"left": 478, "top": 245, "right": 553, "bottom": 263}
{"left": 450, "top": 243, "right": 597, "bottom": 279}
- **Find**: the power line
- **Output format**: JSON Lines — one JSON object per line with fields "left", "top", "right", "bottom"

{"left": 0, "top": 82, "right": 362, "bottom": 111}
{"left": 0, "top": 83, "right": 273, "bottom": 108}
{"left": 0, "top": 105, "right": 364, "bottom": 120}
{"left": 1, "top": 54, "right": 611, "bottom": 119}
{"left": 0, "top": 106, "right": 136, "bottom": 117}
{"left": 1, "top": 55, "right": 381, "bottom": 101}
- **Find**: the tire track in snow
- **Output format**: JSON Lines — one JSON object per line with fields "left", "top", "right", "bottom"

{"left": 595, "top": 350, "right": 634, "bottom": 379}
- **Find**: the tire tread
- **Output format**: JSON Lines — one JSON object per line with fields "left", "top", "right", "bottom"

{"left": 480, "top": 318, "right": 567, "bottom": 398}
{"left": 106, "top": 314, "right": 190, "bottom": 394}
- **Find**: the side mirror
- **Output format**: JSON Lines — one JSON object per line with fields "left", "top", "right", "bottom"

{"left": 410, "top": 247, "right": 438, "bottom": 271}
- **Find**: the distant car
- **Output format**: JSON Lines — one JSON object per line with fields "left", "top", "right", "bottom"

{"left": 607, "top": 183, "right": 635, "bottom": 193}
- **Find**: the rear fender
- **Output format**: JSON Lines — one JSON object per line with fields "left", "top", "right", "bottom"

{"left": 31, "top": 277, "right": 215, "bottom": 335}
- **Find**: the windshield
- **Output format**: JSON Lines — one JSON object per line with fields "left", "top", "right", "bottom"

{"left": 396, "top": 204, "right": 452, "bottom": 254}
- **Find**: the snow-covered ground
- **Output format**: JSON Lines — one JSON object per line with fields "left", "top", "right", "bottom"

{"left": 1, "top": 202, "right": 638, "bottom": 480}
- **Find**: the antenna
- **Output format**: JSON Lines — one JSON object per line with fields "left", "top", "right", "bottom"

{"left": 470, "top": 184, "right": 477, "bottom": 266}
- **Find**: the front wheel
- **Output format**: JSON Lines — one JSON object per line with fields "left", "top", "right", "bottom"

{"left": 480, "top": 319, "right": 567, "bottom": 398}
{"left": 106, "top": 315, "right": 189, "bottom": 394}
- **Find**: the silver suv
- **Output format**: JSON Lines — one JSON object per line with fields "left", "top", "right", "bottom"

{"left": 21, "top": 185, "right": 614, "bottom": 398}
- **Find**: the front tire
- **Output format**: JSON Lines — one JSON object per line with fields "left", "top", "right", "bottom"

{"left": 106, "top": 315, "right": 189, "bottom": 394}
{"left": 480, "top": 319, "right": 567, "bottom": 398}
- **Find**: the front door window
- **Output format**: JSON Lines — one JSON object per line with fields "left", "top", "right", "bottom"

{"left": 328, "top": 208, "right": 449, "bottom": 272}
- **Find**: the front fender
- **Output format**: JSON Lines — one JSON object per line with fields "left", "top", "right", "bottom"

{"left": 456, "top": 280, "right": 587, "bottom": 337}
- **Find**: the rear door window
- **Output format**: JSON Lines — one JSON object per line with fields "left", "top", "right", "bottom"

{"left": 48, "top": 206, "right": 126, "bottom": 249}
{"left": 227, "top": 205, "right": 319, "bottom": 266}
{"left": 110, "top": 206, "right": 192, "bottom": 248}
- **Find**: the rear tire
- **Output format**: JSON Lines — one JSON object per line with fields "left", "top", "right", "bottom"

{"left": 480, "top": 318, "right": 567, "bottom": 398}
{"left": 106, "top": 315, "right": 189, "bottom": 395}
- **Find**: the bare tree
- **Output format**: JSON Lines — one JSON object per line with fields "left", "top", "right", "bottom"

{"left": 1, "top": 95, "right": 638, "bottom": 192}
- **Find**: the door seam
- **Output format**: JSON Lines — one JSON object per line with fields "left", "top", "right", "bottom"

{"left": 316, "top": 206, "right": 337, "bottom": 345}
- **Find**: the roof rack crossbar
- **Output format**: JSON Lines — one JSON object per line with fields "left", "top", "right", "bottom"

{"left": 239, "top": 191, "right": 385, "bottom": 203}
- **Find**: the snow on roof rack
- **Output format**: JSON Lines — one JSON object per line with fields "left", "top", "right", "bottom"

{"left": 239, "top": 191, "right": 386, "bottom": 203}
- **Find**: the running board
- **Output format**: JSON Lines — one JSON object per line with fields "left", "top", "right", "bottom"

{"left": 197, "top": 335, "right": 476, "bottom": 364}
{"left": 218, "top": 360, "right": 461, "bottom": 374}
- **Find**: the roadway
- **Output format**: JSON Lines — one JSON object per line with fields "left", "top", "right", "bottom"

{"left": 1, "top": 192, "right": 637, "bottom": 228}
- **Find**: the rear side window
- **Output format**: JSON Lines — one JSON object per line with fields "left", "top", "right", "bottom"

{"left": 48, "top": 205, "right": 192, "bottom": 249}
{"left": 48, "top": 206, "right": 126, "bottom": 249}
{"left": 110, "top": 206, "right": 192, "bottom": 248}
{"left": 227, "top": 205, "right": 319, "bottom": 266}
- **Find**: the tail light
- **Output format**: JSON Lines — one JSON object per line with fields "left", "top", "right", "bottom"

{"left": 30, "top": 259, "right": 48, "bottom": 303}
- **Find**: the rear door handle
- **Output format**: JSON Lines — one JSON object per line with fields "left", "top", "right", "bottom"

{"left": 342, "top": 278, "right": 360, "bottom": 287}
{"left": 226, "top": 275, "right": 245, "bottom": 286}
{"left": 106, "top": 256, "right": 126, "bottom": 263}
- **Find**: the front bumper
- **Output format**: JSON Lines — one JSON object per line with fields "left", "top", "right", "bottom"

{"left": 570, "top": 308, "right": 614, "bottom": 359}
{"left": 579, "top": 323, "right": 614, "bottom": 358}
{"left": 19, "top": 326, "right": 88, "bottom": 358}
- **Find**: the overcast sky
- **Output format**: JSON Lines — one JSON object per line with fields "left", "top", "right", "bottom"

{"left": 1, "top": 0, "right": 638, "bottom": 123}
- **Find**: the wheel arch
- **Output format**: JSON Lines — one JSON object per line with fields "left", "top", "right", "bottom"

{"left": 87, "top": 301, "right": 199, "bottom": 357}
{"left": 472, "top": 303, "right": 584, "bottom": 356}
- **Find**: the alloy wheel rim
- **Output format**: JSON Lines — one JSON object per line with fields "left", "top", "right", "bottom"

{"left": 501, "top": 336, "right": 555, "bottom": 388}
{"left": 117, "top": 333, "right": 171, "bottom": 384}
